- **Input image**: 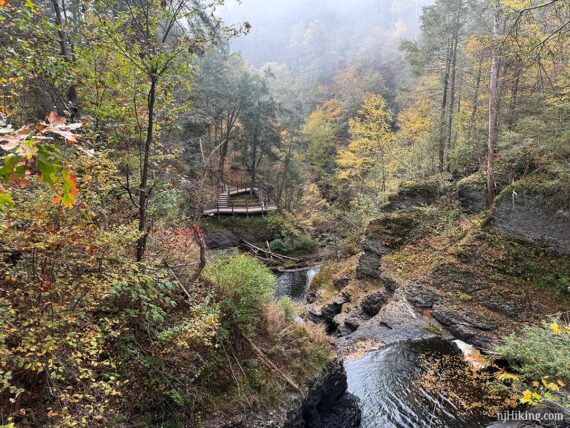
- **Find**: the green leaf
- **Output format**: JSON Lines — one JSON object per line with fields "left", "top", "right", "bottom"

{"left": 0, "top": 154, "right": 20, "bottom": 183}
{"left": 24, "top": 0, "right": 38, "bottom": 12}
{"left": 0, "top": 192, "right": 14, "bottom": 209}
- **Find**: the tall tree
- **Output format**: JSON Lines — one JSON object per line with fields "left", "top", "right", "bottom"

{"left": 337, "top": 94, "right": 395, "bottom": 200}
{"left": 236, "top": 72, "right": 280, "bottom": 191}
{"left": 87, "top": 0, "right": 233, "bottom": 261}
{"left": 487, "top": 0, "right": 500, "bottom": 208}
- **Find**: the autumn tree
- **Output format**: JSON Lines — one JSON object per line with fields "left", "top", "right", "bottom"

{"left": 337, "top": 94, "right": 396, "bottom": 211}
{"left": 85, "top": 0, "right": 237, "bottom": 261}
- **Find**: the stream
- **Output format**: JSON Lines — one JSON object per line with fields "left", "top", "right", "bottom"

{"left": 277, "top": 267, "right": 499, "bottom": 428}
{"left": 275, "top": 266, "right": 320, "bottom": 302}
{"left": 345, "top": 338, "right": 492, "bottom": 428}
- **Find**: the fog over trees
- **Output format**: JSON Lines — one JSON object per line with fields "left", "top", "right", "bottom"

{"left": 221, "top": 0, "right": 434, "bottom": 70}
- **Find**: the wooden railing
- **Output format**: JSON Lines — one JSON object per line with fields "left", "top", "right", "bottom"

{"left": 202, "top": 181, "right": 276, "bottom": 216}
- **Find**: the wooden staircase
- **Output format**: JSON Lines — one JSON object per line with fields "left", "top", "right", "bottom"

{"left": 203, "top": 183, "right": 277, "bottom": 216}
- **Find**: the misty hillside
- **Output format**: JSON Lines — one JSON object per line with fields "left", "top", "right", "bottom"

{"left": 221, "top": 0, "right": 434, "bottom": 71}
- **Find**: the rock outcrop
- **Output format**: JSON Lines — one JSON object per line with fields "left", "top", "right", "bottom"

{"left": 404, "top": 283, "right": 440, "bottom": 308}
{"left": 205, "top": 231, "right": 238, "bottom": 250}
{"left": 492, "top": 193, "right": 570, "bottom": 254}
{"left": 360, "top": 289, "right": 389, "bottom": 317}
{"left": 384, "top": 181, "right": 439, "bottom": 212}
{"left": 284, "top": 359, "right": 361, "bottom": 428}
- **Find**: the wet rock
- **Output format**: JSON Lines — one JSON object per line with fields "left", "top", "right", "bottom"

{"left": 405, "top": 284, "right": 439, "bottom": 308}
{"left": 360, "top": 289, "right": 389, "bottom": 317}
{"left": 284, "top": 359, "right": 361, "bottom": 428}
{"left": 361, "top": 239, "right": 390, "bottom": 256}
{"left": 205, "top": 231, "right": 238, "bottom": 250}
{"left": 356, "top": 253, "right": 380, "bottom": 279}
{"left": 432, "top": 305, "right": 499, "bottom": 331}
{"left": 333, "top": 277, "right": 350, "bottom": 291}
{"left": 448, "top": 324, "right": 493, "bottom": 349}
{"left": 493, "top": 193, "right": 570, "bottom": 255}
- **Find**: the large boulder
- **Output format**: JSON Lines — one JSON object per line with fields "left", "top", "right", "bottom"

{"left": 360, "top": 289, "right": 390, "bottom": 317}
{"left": 361, "top": 239, "right": 390, "bottom": 256}
{"left": 308, "top": 292, "right": 351, "bottom": 329}
{"left": 356, "top": 252, "right": 381, "bottom": 279}
{"left": 205, "top": 231, "right": 238, "bottom": 250}
{"left": 365, "top": 212, "right": 419, "bottom": 251}
{"left": 492, "top": 192, "right": 570, "bottom": 254}
{"left": 432, "top": 304, "right": 499, "bottom": 331}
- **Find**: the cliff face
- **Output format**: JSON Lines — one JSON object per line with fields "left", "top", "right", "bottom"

{"left": 492, "top": 193, "right": 570, "bottom": 255}
{"left": 458, "top": 173, "right": 570, "bottom": 255}
{"left": 304, "top": 182, "right": 570, "bottom": 353}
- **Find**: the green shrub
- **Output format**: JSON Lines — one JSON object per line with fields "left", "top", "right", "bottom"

{"left": 269, "top": 236, "right": 318, "bottom": 255}
{"left": 269, "top": 238, "right": 291, "bottom": 253}
{"left": 493, "top": 318, "right": 570, "bottom": 383}
{"left": 203, "top": 255, "right": 276, "bottom": 334}
{"left": 108, "top": 269, "right": 176, "bottom": 329}
{"left": 278, "top": 296, "right": 298, "bottom": 320}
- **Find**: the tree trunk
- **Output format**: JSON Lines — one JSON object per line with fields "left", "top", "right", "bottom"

{"left": 250, "top": 132, "right": 258, "bottom": 194}
{"left": 51, "top": 0, "right": 78, "bottom": 116}
{"left": 507, "top": 60, "right": 522, "bottom": 130}
{"left": 469, "top": 58, "right": 483, "bottom": 165}
{"left": 487, "top": 5, "right": 500, "bottom": 209}
{"left": 439, "top": 40, "right": 452, "bottom": 173}
{"left": 136, "top": 74, "right": 158, "bottom": 262}
{"left": 446, "top": 1, "right": 462, "bottom": 157}
{"left": 189, "top": 230, "right": 207, "bottom": 283}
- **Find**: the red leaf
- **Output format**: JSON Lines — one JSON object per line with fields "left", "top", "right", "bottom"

{"left": 47, "top": 112, "right": 66, "bottom": 125}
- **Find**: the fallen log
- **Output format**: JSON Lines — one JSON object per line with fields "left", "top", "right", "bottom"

{"left": 240, "top": 239, "right": 300, "bottom": 262}
{"left": 241, "top": 333, "right": 303, "bottom": 395}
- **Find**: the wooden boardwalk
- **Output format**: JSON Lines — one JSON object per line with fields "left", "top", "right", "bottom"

{"left": 202, "top": 185, "right": 277, "bottom": 216}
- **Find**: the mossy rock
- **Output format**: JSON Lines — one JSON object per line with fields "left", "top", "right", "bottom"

{"left": 496, "top": 172, "right": 570, "bottom": 211}
{"left": 457, "top": 173, "right": 487, "bottom": 192}
{"left": 384, "top": 181, "right": 439, "bottom": 212}
{"left": 365, "top": 212, "right": 419, "bottom": 250}
{"left": 400, "top": 181, "right": 439, "bottom": 197}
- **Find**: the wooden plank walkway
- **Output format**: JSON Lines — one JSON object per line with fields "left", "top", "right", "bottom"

{"left": 202, "top": 184, "right": 277, "bottom": 216}
{"left": 202, "top": 205, "right": 278, "bottom": 216}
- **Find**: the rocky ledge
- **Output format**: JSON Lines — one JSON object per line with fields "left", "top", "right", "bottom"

{"left": 284, "top": 359, "right": 361, "bottom": 428}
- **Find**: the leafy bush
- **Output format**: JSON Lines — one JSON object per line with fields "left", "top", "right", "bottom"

{"left": 269, "top": 236, "right": 318, "bottom": 255}
{"left": 494, "top": 318, "right": 570, "bottom": 382}
{"left": 109, "top": 273, "right": 176, "bottom": 329}
{"left": 493, "top": 318, "right": 569, "bottom": 408}
{"left": 204, "top": 255, "right": 276, "bottom": 334}
{"left": 278, "top": 296, "right": 298, "bottom": 320}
